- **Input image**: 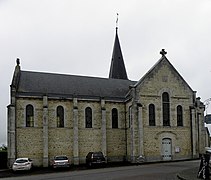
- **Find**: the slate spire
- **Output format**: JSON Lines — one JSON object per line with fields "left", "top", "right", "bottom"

{"left": 109, "top": 27, "right": 128, "bottom": 80}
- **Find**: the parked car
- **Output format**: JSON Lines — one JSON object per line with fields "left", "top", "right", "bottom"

{"left": 51, "top": 155, "right": 70, "bottom": 169}
{"left": 12, "top": 158, "right": 33, "bottom": 172}
{"left": 205, "top": 147, "right": 211, "bottom": 153}
{"left": 86, "top": 151, "right": 106, "bottom": 168}
{"left": 136, "top": 155, "right": 145, "bottom": 164}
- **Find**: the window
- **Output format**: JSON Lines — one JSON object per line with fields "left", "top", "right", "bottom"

{"left": 149, "top": 104, "right": 155, "bottom": 126}
{"left": 26, "top": 104, "right": 34, "bottom": 127}
{"left": 112, "top": 108, "right": 118, "bottom": 128}
{"left": 57, "top": 106, "right": 64, "bottom": 127}
{"left": 85, "top": 107, "right": 92, "bottom": 128}
{"left": 162, "top": 92, "right": 170, "bottom": 126}
{"left": 177, "top": 105, "right": 183, "bottom": 126}
{"left": 129, "top": 106, "right": 132, "bottom": 128}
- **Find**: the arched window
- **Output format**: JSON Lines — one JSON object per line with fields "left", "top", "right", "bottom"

{"left": 162, "top": 92, "right": 170, "bottom": 126}
{"left": 149, "top": 104, "right": 155, "bottom": 126}
{"left": 26, "top": 104, "right": 34, "bottom": 127}
{"left": 57, "top": 106, "right": 64, "bottom": 127}
{"left": 177, "top": 105, "right": 183, "bottom": 126}
{"left": 85, "top": 107, "right": 92, "bottom": 128}
{"left": 112, "top": 108, "right": 118, "bottom": 128}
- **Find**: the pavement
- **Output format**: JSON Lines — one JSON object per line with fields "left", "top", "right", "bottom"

{"left": 177, "top": 167, "right": 201, "bottom": 180}
{"left": 0, "top": 164, "right": 205, "bottom": 180}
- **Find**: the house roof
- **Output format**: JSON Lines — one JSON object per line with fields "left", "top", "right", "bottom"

{"left": 17, "top": 70, "right": 136, "bottom": 100}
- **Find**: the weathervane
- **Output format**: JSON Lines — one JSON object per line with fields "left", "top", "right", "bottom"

{"left": 116, "top": 13, "right": 119, "bottom": 29}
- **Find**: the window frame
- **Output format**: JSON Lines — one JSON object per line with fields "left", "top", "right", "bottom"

{"left": 177, "top": 105, "right": 183, "bottom": 126}
{"left": 149, "top": 104, "right": 156, "bottom": 126}
{"left": 26, "top": 104, "right": 34, "bottom": 127}
{"left": 85, "top": 107, "right": 92, "bottom": 128}
{"left": 57, "top": 106, "right": 64, "bottom": 128}
{"left": 112, "top": 108, "right": 118, "bottom": 128}
{"left": 162, "top": 92, "right": 170, "bottom": 126}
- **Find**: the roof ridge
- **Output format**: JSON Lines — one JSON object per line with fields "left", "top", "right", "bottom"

{"left": 21, "top": 70, "right": 133, "bottom": 82}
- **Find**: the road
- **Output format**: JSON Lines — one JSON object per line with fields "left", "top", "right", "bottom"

{"left": 0, "top": 160, "right": 199, "bottom": 180}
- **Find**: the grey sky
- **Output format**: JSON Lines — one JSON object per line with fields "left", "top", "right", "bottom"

{"left": 1, "top": 0, "right": 211, "bottom": 145}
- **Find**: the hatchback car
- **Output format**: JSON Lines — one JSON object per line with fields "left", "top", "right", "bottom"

{"left": 86, "top": 152, "right": 106, "bottom": 167}
{"left": 12, "top": 158, "right": 33, "bottom": 171}
{"left": 51, "top": 155, "right": 70, "bottom": 169}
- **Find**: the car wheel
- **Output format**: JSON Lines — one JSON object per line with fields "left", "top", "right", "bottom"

{"left": 29, "top": 165, "right": 33, "bottom": 171}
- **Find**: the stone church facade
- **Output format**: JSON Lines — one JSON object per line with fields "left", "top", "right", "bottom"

{"left": 8, "top": 28, "right": 208, "bottom": 167}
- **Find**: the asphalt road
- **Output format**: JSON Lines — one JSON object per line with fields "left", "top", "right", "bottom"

{"left": 0, "top": 160, "right": 200, "bottom": 180}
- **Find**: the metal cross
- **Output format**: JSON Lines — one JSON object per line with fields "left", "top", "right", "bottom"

{"left": 16, "top": 58, "right": 20, "bottom": 66}
{"left": 160, "top": 49, "right": 167, "bottom": 56}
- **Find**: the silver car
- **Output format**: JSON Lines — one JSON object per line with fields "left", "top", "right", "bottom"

{"left": 51, "top": 155, "right": 70, "bottom": 169}
{"left": 12, "top": 158, "right": 33, "bottom": 171}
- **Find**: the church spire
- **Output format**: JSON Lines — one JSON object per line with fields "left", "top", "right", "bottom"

{"left": 109, "top": 16, "right": 128, "bottom": 80}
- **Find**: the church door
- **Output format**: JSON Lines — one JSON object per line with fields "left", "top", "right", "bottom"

{"left": 161, "top": 138, "right": 172, "bottom": 161}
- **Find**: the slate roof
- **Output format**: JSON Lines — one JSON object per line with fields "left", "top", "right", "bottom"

{"left": 109, "top": 28, "right": 128, "bottom": 80}
{"left": 17, "top": 71, "right": 136, "bottom": 100}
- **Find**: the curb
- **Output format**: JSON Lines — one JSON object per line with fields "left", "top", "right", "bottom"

{"left": 177, "top": 174, "right": 187, "bottom": 180}
{"left": 176, "top": 167, "right": 199, "bottom": 180}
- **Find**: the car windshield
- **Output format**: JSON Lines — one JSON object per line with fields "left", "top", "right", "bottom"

{"left": 16, "top": 159, "right": 28, "bottom": 163}
{"left": 55, "top": 156, "right": 68, "bottom": 160}
{"left": 93, "top": 152, "right": 103, "bottom": 157}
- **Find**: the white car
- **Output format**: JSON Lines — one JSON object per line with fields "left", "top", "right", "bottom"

{"left": 205, "top": 147, "right": 211, "bottom": 153}
{"left": 12, "top": 158, "right": 33, "bottom": 171}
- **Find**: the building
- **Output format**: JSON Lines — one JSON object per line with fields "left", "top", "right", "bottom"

{"left": 8, "top": 27, "right": 208, "bottom": 167}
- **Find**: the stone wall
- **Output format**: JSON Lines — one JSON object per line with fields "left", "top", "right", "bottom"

{"left": 134, "top": 60, "right": 195, "bottom": 161}
{"left": 15, "top": 98, "right": 129, "bottom": 166}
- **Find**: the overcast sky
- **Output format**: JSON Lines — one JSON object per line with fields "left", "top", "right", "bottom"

{"left": 0, "top": 0, "right": 211, "bottom": 145}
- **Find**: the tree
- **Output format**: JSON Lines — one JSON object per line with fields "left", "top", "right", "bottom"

{"left": 0, "top": 144, "right": 7, "bottom": 152}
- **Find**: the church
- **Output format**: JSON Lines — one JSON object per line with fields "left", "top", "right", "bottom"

{"left": 7, "top": 27, "right": 209, "bottom": 167}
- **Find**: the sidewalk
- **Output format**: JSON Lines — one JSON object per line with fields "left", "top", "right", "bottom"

{"left": 177, "top": 167, "right": 202, "bottom": 180}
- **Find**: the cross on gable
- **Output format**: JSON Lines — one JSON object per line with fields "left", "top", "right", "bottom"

{"left": 160, "top": 49, "right": 167, "bottom": 56}
{"left": 16, "top": 58, "right": 20, "bottom": 66}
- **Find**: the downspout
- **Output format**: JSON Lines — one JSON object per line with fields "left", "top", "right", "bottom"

{"left": 124, "top": 103, "right": 127, "bottom": 162}
{"left": 190, "top": 106, "right": 193, "bottom": 158}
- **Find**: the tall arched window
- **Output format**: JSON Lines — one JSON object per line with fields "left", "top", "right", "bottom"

{"left": 149, "top": 104, "right": 155, "bottom": 126}
{"left": 177, "top": 105, "right": 183, "bottom": 126}
{"left": 26, "top": 104, "right": 34, "bottom": 127}
{"left": 57, "top": 106, "right": 64, "bottom": 127}
{"left": 162, "top": 92, "right": 170, "bottom": 126}
{"left": 112, "top": 108, "right": 118, "bottom": 128}
{"left": 85, "top": 107, "right": 92, "bottom": 128}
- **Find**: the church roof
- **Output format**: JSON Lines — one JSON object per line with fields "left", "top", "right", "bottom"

{"left": 134, "top": 50, "right": 193, "bottom": 92}
{"left": 17, "top": 70, "right": 135, "bottom": 100}
{"left": 109, "top": 28, "right": 128, "bottom": 80}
